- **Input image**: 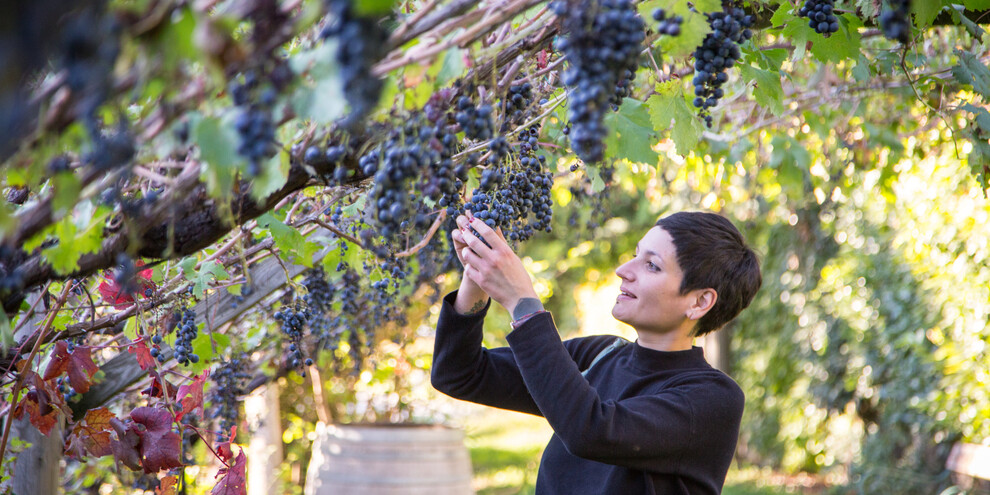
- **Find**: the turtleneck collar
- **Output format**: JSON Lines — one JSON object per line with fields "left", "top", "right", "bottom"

{"left": 629, "top": 342, "right": 710, "bottom": 373}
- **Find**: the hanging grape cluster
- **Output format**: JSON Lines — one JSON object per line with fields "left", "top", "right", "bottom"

{"left": 798, "top": 0, "right": 839, "bottom": 37}
{"left": 691, "top": 5, "right": 754, "bottom": 127}
{"left": 461, "top": 123, "right": 554, "bottom": 242}
{"left": 880, "top": 0, "right": 912, "bottom": 44}
{"left": 230, "top": 71, "right": 278, "bottom": 177}
{"left": 303, "top": 143, "right": 348, "bottom": 183}
{"left": 274, "top": 304, "right": 311, "bottom": 374}
{"left": 500, "top": 82, "right": 535, "bottom": 130}
{"left": 321, "top": 0, "right": 390, "bottom": 127}
{"left": 652, "top": 8, "right": 684, "bottom": 37}
{"left": 173, "top": 306, "right": 200, "bottom": 366}
{"left": 455, "top": 97, "right": 495, "bottom": 140}
{"left": 209, "top": 357, "right": 250, "bottom": 442}
{"left": 552, "top": 0, "right": 646, "bottom": 163}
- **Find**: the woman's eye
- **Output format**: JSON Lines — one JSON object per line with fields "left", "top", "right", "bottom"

{"left": 647, "top": 262, "right": 660, "bottom": 272}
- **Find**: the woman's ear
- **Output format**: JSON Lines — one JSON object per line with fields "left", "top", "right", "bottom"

{"left": 687, "top": 288, "right": 717, "bottom": 320}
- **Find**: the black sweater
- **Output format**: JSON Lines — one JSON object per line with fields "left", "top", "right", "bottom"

{"left": 431, "top": 291, "right": 744, "bottom": 495}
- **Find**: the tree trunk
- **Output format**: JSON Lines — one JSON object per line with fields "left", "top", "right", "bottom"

{"left": 246, "top": 382, "right": 283, "bottom": 495}
{"left": 702, "top": 323, "right": 733, "bottom": 374}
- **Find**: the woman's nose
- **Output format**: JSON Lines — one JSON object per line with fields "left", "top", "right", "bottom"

{"left": 615, "top": 259, "right": 635, "bottom": 281}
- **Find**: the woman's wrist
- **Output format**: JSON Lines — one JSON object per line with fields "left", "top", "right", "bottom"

{"left": 454, "top": 277, "right": 489, "bottom": 315}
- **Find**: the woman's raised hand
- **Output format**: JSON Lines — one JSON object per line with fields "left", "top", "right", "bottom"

{"left": 455, "top": 212, "right": 538, "bottom": 316}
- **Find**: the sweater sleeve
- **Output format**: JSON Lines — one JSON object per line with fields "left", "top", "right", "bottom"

{"left": 430, "top": 290, "right": 542, "bottom": 415}
{"left": 506, "top": 311, "right": 745, "bottom": 473}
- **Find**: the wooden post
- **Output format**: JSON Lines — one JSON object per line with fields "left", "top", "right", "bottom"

{"left": 7, "top": 291, "right": 61, "bottom": 495}
{"left": 245, "top": 381, "right": 283, "bottom": 495}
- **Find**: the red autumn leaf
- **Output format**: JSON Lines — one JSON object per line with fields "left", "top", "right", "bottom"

{"left": 211, "top": 447, "right": 247, "bottom": 495}
{"left": 131, "top": 407, "right": 182, "bottom": 473}
{"left": 156, "top": 475, "right": 178, "bottom": 495}
{"left": 14, "top": 372, "right": 65, "bottom": 435}
{"left": 43, "top": 341, "right": 99, "bottom": 394}
{"left": 129, "top": 339, "right": 156, "bottom": 371}
{"left": 215, "top": 426, "right": 238, "bottom": 461}
{"left": 14, "top": 390, "right": 60, "bottom": 435}
{"left": 110, "top": 417, "right": 143, "bottom": 471}
{"left": 97, "top": 262, "right": 155, "bottom": 308}
{"left": 175, "top": 371, "right": 208, "bottom": 422}
{"left": 65, "top": 407, "right": 116, "bottom": 458}
{"left": 141, "top": 370, "right": 178, "bottom": 399}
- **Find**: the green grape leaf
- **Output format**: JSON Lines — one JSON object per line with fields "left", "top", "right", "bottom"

{"left": 648, "top": 81, "right": 704, "bottom": 156}
{"left": 0, "top": 311, "right": 12, "bottom": 353}
{"left": 41, "top": 203, "right": 108, "bottom": 275}
{"left": 768, "top": 136, "right": 809, "bottom": 193}
{"left": 963, "top": 129, "right": 990, "bottom": 191}
{"left": 195, "top": 116, "right": 242, "bottom": 198}
{"left": 290, "top": 42, "right": 346, "bottom": 124}
{"left": 809, "top": 14, "right": 863, "bottom": 64}
{"left": 353, "top": 0, "right": 395, "bottom": 17}
{"left": 962, "top": 103, "right": 990, "bottom": 133}
{"left": 852, "top": 55, "right": 872, "bottom": 83}
{"left": 951, "top": 5, "right": 988, "bottom": 40}
{"left": 739, "top": 65, "right": 785, "bottom": 116}
{"left": 912, "top": 1, "right": 948, "bottom": 29}
{"left": 249, "top": 151, "right": 290, "bottom": 202}
{"left": 770, "top": 3, "right": 795, "bottom": 27}
{"left": 52, "top": 173, "right": 81, "bottom": 214}
{"left": 657, "top": 11, "right": 711, "bottom": 60}
{"left": 257, "top": 212, "right": 320, "bottom": 268}
{"left": 189, "top": 331, "right": 230, "bottom": 375}
{"left": 432, "top": 47, "right": 466, "bottom": 88}
{"left": 647, "top": 81, "right": 680, "bottom": 131}
{"left": 952, "top": 50, "right": 990, "bottom": 100}
{"left": 604, "top": 98, "right": 659, "bottom": 165}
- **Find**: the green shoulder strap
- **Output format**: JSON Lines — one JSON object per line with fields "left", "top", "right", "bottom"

{"left": 580, "top": 337, "right": 630, "bottom": 378}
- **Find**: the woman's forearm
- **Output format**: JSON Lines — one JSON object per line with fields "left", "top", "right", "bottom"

{"left": 454, "top": 275, "right": 489, "bottom": 315}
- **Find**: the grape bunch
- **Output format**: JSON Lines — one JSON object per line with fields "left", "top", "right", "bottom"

{"left": 552, "top": 0, "right": 646, "bottom": 163}
{"left": 273, "top": 304, "right": 311, "bottom": 374}
{"left": 303, "top": 143, "right": 348, "bottom": 183}
{"left": 461, "top": 124, "right": 554, "bottom": 241}
{"left": 209, "top": 356, "right": 250, "bottom": 441}
{"left": 691, "top": 5, "right": 754, "bottom": 127}
{"left": 455, "top": 97, "right": 495, "bottom": 140}
{"left": 230, "top": 72, "right": 277, "bottom": 177}
{"left": 364, "top": 118, "right": 448, "bottom": 238}
{"left": 421, "top": 123, "right": 462, "bottom": 210}
{"left": 879, "top": 0, "right": 911, "bottom": 44}
{"left": 173, "top": 306, "right": 200, "bottom": 366}
{"left": 500, "top": 83, "right": 534, "bottom": 130}
{"left": 798, "top": 0, "right": 839, "bottom": 37}
{"left": 321, "top": 0, "right": 390, "bottom": 128}
{"left": 302, "top": 268, "right": 335, "bottom": 341}
{"left": 59, "top": 7, "right": 121, "bottom": 129}
{"left": 652, "top": 8, "right": 684, "bottom": 36}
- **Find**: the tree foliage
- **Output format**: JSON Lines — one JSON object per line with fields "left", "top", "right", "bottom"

{"left": 1, "top": 0, "right": 989, "bottom": 492}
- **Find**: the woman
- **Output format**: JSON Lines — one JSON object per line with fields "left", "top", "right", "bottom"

{"left": 432, "top": 211, "right": 762, "bottom": 494}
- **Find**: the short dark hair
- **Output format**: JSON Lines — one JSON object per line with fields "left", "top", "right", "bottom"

{"left": 656, "top": 212, "right": 762, "bottom": 336}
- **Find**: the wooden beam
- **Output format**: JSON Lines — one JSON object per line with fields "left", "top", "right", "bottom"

{"left": 70, "top": 231, "right": 336, "bottom": 419}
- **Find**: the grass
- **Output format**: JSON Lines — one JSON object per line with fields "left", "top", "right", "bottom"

{"left": 460, "top": 405, "right": 811, "bottom": 495}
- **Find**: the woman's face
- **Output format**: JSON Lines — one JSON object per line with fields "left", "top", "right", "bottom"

{"left": 611, "top": 226, "right": 700, "bottom": 336}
